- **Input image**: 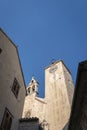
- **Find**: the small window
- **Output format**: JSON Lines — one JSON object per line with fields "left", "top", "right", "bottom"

{"left": 32, "top": 85, "right": 35, "bottom": 91}
{"left": 0, "top": 48, "right": 2, "bottom": 54}
{"left": 32, "top": 80, "right": 34, "bottom": 83}
{"left": 12, "top": 78, "right": 20, "bottom": 98}
{"left": 1, "top": 108, "right": 13, "bottom": 130}
{"left": 28, "top": 88, "right": 30, "bottom": 93}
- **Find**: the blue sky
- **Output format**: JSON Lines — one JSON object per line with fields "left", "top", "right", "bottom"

{"left": 0, "top": 0, "right": 87, "bottom": 97}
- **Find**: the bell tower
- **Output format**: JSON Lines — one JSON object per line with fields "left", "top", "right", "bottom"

{"left": 26, "top": 77, "right": 39, "bottom": 97}
{"left": 45, "top": 60, "right": 74, "bottom": 130}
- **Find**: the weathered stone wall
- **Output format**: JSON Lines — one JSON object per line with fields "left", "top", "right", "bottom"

{"left": 45, "top": 61, "right": 74, "bottom": 130}
{"left": 22, "top": 60, "right": 74, "bottom": 130}
{"left": 62, "top": 63, "right": 74, "bottom": 106}
{"left": 22, "top": 95, "right": 45, "bottom": 123}
{"left": 0, "top": 29, "right": 26, "bottom": 130}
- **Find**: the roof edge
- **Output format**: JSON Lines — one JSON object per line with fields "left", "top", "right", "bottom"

{"left": 35, "top": 97, "right": 46, "bottom": 104}
{"left": 45, "top": 60, "right": 71, "bottom": 75}
{"left": 0, "top": 28, "right": 17, "bottom": 48}
{"left": 19, "top": 117, "right": 39, "bottom": 123}
{"left": 0, "top": 28, "right": 26, "bottom": 90}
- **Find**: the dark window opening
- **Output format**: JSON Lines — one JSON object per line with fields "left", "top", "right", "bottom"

{"left": 0, "top": 108, "right": 13, "bottom": 130}
{"left": 0, "top": 48, "right": 2, "bottom": 54}
{"left": 28, "top": 88, "right": 30, "bottom": 93}
{"left": 32, "top": 80, "right": 34, "bottom": 83}
{"left": 12, "top": 78, "right": 20, "bottom": 98}
{"left": 32, "top": 85, "right": 35, "bottom": 92}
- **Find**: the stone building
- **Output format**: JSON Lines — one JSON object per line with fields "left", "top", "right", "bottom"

{"left": 22, "top": 60, "right": 74, "bottom": 130}
{"left": 22, "top": 77, "right": 46, "bottom": 122}
{"left": 0, "top": 28, "right": 74, "bottom": 130}
{"left": 0, "top": 29, "right": 26, "bottom": 130}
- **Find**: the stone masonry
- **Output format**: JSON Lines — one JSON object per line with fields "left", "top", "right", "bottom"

{"left": 22, "top": 60, "right": 74, "bottom": 130}
{"left": 0, "top": 28, "right": 74, "bottom": 130}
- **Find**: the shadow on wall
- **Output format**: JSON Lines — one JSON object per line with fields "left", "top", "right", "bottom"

{"left": 68, "top": 60, "right": 87, "bottom": 130}
{"left": 62, "top": 122, "right": 69, "bottom": 130}
{"left": 0, "top": 126, "right": 3, "bottom": 130}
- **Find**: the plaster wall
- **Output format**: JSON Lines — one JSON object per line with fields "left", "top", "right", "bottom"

{"left": 0, "top": 30, "right": 26, "bottom": 130}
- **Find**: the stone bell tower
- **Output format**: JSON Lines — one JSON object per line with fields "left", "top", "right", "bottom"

{"left": 26, "top": 76, "right": 39, "bottom": 97}
{"left": 45, "top": 60, "right": 74, "bottom": 130}
{"left": 22, "top": 77, "right": 45, "bottom": 121}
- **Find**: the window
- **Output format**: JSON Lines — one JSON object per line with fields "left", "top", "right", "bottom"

{"left": 32, "top": 80, "right": 34, "bottom": 83}
{"left": 1, "top": 108, "right": 13, "bottom": 130}
{"left": 0, "top": 48, "right": 2, "bottom": 54}
{"left": 32, "top": 85, "right": 35, "bottom": 91}
{"left": 12, "top": 78, "right": 20, "bottom": 98}
{"left": 28, "top": 88, "right": 30, "bottom": 93}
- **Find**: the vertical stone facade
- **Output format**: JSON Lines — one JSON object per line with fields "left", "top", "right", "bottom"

{"left": 0, "top": 29, "right": 26, "bottom": 130}
{"left": 45, "top": 61, "right": 74, "bottom": 130}
{"left": 22, "top": 60, "right": 74, "bottom": 130}
{"left": 0, "top": 29, "right": 74, "bottom": 130}
{"left": 22, "top": 95, "right": 46, "bottom": 122}
{"left": 22, "top": 77, "right": 46, "bottom": 123}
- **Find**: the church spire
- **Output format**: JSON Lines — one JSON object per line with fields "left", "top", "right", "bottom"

{"left": 26, "top": 76, "right": 39, "bottom": 97}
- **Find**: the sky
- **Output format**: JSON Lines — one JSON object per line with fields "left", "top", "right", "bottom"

{"left": 0, "top": 0, "right": 87, "bottom": 97}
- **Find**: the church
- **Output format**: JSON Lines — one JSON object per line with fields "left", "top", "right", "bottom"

{"left": 0, "top": 28, "right": 74, "bottom": 130}
{"left": 21, "top": 60, "right": 74, "bottom": 130}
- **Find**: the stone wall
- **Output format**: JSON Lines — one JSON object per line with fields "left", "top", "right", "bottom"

{"left": 0, "top": 29, "right": 26, "bottom": 130}
{"left": 22, "top": 60, "right": 74, "bottom": 130}
{"left": 22, "top": 95, "right": 45, "bottom": 123}
{"left": 45, "top": 61, "right": 74, "bottom": 130}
